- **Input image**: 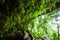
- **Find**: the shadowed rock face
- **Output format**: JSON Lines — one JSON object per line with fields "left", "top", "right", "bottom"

{"left": 0, "top": 0, "right": 5, "bottom": 4}
{"left": 2, "top": 31, "right": 32, "bottom": 40}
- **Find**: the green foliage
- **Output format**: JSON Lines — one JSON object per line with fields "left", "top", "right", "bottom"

{"left": 0, "top": 0, "right": 60, "bottom": 39}
{"left": 27, "top": 14, "right": 51, "bottom": 38}
{"left": 25, "top": 8, "right": 60, "bottom": 39}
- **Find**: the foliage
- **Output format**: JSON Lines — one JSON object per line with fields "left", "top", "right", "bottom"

{"left": 24, "top": 7, "right": 60, "bottom": 40}
{"left": 0, "top": 0, "right": 60, "bottom": 39}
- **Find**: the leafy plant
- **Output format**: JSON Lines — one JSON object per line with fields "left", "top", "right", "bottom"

{"left": 0, "top": 0, "right": 60, "bottom": 40}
